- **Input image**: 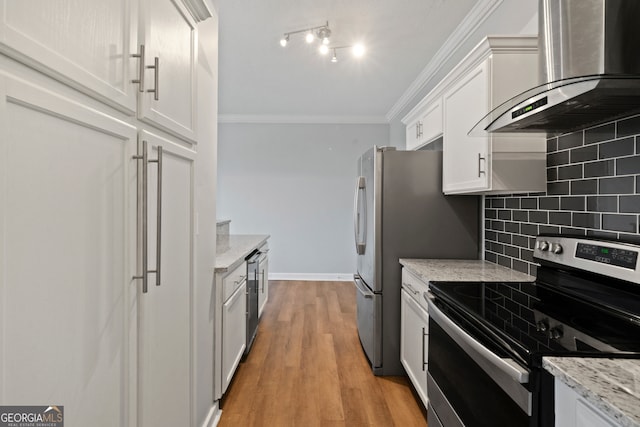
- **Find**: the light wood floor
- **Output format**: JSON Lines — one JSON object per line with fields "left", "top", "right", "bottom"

{"left": 218, "top": 280, "right": 428, "bottom": 427}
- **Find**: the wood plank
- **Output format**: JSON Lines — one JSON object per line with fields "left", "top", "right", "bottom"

{"left": 218, "top": 281, "right": 427, "bottom": 427}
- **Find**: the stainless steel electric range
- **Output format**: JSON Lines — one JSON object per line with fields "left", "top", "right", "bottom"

{"left": 427, "top": 235, "right": 640, "bottom": 427}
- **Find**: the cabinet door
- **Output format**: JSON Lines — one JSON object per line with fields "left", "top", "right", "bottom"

{"left": 443, "top": 59, "right": 490, "bottom": 194}
{"left": 258, "top": 254, "right": 269, "bottom": 318}
{"left": 137, "top": 130, "right": 195, "bottom": 427}
{"left": 400, "top": 289, "right": 429, "bottom": 407}
{"left": 0, "top": 75, "right": 137, "bottom": 426}
{"left": 138, "top": 0, "right": 198, "bottom": 142}
{"left": 222, "top": 281, "right": 247, "bottom": 394}
{"left": 0, "top": 0, "right": 137, "bottom": 112}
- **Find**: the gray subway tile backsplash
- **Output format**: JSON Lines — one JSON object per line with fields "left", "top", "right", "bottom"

{"left": 585, "top": 123, "right": 616, "bottom": 144}
{"left": 485, "top": 115, "right": 640, "bottom": 276}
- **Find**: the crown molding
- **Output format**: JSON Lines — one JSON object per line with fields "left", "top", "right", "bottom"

{"left": 386, "top": 0, "right": 504, "bottom": 122}
{"left": 218, "top": 114, "right": 389, "bottom": 125}
{"left": 182, "top": 0, "right": 216, "bottom": 22}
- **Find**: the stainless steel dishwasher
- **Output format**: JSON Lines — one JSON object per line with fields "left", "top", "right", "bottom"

{"left": 244, "top": 250, "right": 260, "bottom": 356}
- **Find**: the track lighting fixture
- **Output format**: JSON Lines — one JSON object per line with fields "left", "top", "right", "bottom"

{"left": 279, "top": 21, "right": 366, "bottom": 63}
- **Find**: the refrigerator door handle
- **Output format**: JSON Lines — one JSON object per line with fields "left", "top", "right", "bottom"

{"left": 353, "top": 176, "right": 366, "bottom": 255}
{"left": 353, "top": 275, "right": 373, "bottom": 299}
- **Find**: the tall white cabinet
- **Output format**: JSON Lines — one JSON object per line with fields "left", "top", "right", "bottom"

{"left": 0, "top": 1, "right": 218, "bottom": 426}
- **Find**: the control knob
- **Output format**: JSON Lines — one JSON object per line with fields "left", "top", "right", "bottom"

{"left": 549, "top": 327, "right": 563, "bottom": 340}
{"left": 538, "top": 241, "right": 550, "bottom": 251}
{"left": 551, "top": 243, "right": 563, "bottom": 254}
{"left": 536, "top": 320, "right": 549, "bottom": 332}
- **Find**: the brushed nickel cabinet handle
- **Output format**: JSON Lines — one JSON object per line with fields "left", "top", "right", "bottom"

{"left": 478, "top": 153, "right": 486, "bottom": 178}
{"left": 131, "top": 44, "right": 145, "bottom": 92}
{"left": 132, "top": 139, "right": 149, "bottom": 293}
{"left": 148, "top": 146, "right": 163, "bottom": 286}
{"left": 147, "top": 57, "right": 159, "bottom": 101}
{"left": 422, "top": 326, "right": 427, "bottom": 371}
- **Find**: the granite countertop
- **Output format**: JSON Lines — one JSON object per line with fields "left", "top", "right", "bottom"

{"left": 399, "top": 259, "right": 534, "bottom": 283}
{"left": 215, "top": 234, "right": 269, "bottom": 273}
{"left": 544, "top": 357, "right": 640, "bottom": 427}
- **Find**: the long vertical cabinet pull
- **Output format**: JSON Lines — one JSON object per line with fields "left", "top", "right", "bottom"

{"left": 133, "top": 139, "right": 149, "bottom": 293}
{"left": 132, "top": 140, "right": 163, "bottom": 292}
{"left": 131, "top": 45, "right": 146, "bottom": 92}
{"left": 148, "top": 146, "right": 163, "bottom": 286}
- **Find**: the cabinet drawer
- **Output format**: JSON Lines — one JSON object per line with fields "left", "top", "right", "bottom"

{"left": 223, "top": 261, "right": 247, "bottom": 302}
{"left": 402, "top": 268, "right": 429, "bottom": 311}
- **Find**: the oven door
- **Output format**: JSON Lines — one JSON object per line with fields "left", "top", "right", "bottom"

{"left": 427, "top": 295, "right": 532, "bottom": 427}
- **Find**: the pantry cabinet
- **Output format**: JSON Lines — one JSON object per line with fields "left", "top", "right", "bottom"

{"left": 0, "top": 74, "right": 138, "bottom": 426}
{"left": 0, "top": 1, "right": 217, "bottom": 425}
{"left": 136, "top": 130, "right": 196, "bottom": 427}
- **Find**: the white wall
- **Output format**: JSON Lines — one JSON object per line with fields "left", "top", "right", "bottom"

{"left": 217, "top": 123, "right": 390, "bottom": 279}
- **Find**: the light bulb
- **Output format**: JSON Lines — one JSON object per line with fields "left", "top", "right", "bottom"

{"left": 322, "top": 37, "right": 330, "bottom": 45}
{"left": 319, "top": 45, "right": 329, "bottom": 55}
{"left": 331, "top": 51, "right": 337, "bottom": 63}
{"left": 305, "top": 32, "right": 314, "bottom": 43}
{"left": 352, "top": 44, "right": 365, "bottom": 57}
{"left": 280, "top": 35, "right": 288, "bottom": 47}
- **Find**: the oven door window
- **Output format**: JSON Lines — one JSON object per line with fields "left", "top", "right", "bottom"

{"left": 429, "top": 317, "right": 530, "bottom": 427}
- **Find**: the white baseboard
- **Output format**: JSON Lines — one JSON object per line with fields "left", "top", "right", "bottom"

{"left": 268, "top": 273, "right": 353, "bottom": 282}
{"left": 201, "top": 404, "right": 221, "bottom": 427}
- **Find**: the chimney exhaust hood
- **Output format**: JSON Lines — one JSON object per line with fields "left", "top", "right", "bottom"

{"left": 471, "top": 0, "right": 640, "bottom": 136}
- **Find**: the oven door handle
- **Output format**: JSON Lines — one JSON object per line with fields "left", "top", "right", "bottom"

{"left": 427, "top": 294, "right": 532, "bottom": 415}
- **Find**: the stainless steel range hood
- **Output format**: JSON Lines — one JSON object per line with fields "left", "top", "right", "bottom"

{"left": 471, "top": 0, "right": 640, "bottom": 136}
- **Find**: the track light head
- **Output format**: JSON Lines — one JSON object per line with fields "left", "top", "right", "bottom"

{"left": 331, "top": 49, "right": 338, "bottom": 63}
{"left": 317, "top": 27, "right": 331, "bottom": 45}
{"left": 280, "top": 34, "right": 289, "bottom": 47}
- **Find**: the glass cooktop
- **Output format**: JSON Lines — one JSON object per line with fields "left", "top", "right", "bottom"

{"left": 429, "top": 269, "right": 640, "bottom": 367}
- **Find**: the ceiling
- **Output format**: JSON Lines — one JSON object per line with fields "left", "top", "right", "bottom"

{"left": 216, "top": 0, "right": 478, "bottom": 122}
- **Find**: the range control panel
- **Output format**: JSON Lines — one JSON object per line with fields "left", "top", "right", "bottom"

{"left": 534, "top": 236, "right": 640, "bottom": 284}
{"left": 575, "top": 242, "right": 638, "bottom": 270}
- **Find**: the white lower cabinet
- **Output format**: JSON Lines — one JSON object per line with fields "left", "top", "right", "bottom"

{"left": 400, "top": 269, "right": 429, "bottom": 408}
{"left": 554, "top": 379, "right": 617, "bottom": 427}
{"left": 221, "top": 278, "right": 247, "bottom": 394}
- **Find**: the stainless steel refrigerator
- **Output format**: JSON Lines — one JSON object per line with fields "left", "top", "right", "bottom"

{"left": 353, "top": 146, "right": 479, "bottom": 376}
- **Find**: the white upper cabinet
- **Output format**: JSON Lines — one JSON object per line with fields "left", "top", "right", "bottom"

{"left": 404, "top": 98, "right": 443, "bottom": 151}
{"left": 0, "top": 0, "right": 138, "bottom": 112}
{"left": 137, "top": 0, "right": 198, "bottom": 142}
{"left": 1, "top": 0, "right": 199, "bottom": 142}
{"left": 442, "top": 37, "right": 546, "bottom": 195}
